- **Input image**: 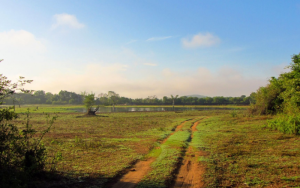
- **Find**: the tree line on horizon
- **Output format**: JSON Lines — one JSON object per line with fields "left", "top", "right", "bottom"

{"left": 2, "top": 90, "right": 255, "bottom": 106}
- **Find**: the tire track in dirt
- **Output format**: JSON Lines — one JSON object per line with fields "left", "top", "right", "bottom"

{"left": 171, "top": 119, "right": 207, "bottom": 188}
{"left": 110, "top": 120, "right": 188, "bottom": 188}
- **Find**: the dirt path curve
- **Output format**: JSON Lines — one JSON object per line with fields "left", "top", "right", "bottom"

{"left": 110, "top": 121, "right": 188, "bottom": 188}
{"left": 172, "top": 120, "right": 206, "bottom": 188}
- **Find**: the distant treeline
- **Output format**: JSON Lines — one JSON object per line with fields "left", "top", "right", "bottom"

{"left": 3, "top": 90, "right": 255, "bottom": 106}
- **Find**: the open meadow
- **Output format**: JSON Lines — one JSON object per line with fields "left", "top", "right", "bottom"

{"left": 9, "top": 106, "right": 300, "bottom": 188}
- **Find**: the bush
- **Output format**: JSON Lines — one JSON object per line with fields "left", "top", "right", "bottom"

{"left": 0, "top": 108, "right": 57, "bottom": 187}
{"left": 267, "top": 115, "right": 300, "bottom": 135}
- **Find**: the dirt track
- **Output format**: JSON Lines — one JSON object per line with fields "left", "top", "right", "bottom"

{"left": 172, "top": 121, "right": 206, "bottom": 188}
{"left": 111, "top": 158, "right": 155, "bottom": 188}
{"left": 110, "top": 121, "right": 187, "bottom": 188}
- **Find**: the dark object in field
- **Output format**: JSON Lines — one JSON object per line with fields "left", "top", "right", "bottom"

{"left": 175, "top": 111, "right": 183, "bottom": 113}
{"left": 87, "top": 106, "right": 100, "bottom": 115}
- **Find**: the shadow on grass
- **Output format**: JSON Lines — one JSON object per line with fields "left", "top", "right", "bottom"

{"left": 75, "top": 115, "right": 109, "bottom": 118}
{"left": 20, "top": 169, "right": 186, "bottom": 188}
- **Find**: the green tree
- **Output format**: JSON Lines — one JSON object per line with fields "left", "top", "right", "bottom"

{"left": 82, "top": 92, "right": 98, "bottom": 115}
{"left": 108, "top": 91, "right": 119, "bottom": 112}
{"left": 170, "top": 94, "right": 179, "bottom": 109}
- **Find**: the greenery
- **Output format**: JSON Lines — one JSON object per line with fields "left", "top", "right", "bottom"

{"left": 250, "top": 53, "right": 300, "bottom": 115}
{"left": 0, "top": 72, "right": 57, "bottom": 187}
{"left": 267, "top": 114, "right": 300, "bottom": 135}
{"left": 3, "top": 90, "right": 252, "bottom": 106}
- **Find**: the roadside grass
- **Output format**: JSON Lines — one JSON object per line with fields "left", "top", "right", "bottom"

{"left": 197, "top": 113, "right": 300, "bottom": 187}
{"left": 11, "top": 110, "right": 204, "bottom": 187}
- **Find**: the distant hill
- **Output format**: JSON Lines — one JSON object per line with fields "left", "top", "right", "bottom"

{"left": 183, "top": 94, "right": 207, "bottom": 98}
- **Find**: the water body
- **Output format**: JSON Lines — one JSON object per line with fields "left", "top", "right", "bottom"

{"left": 71, "top": 107, "right": 241, "bottom": 113}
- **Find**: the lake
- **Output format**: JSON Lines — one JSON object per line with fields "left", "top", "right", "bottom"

{"left": 72, "top": 106, "right": 241, "bottom": 113}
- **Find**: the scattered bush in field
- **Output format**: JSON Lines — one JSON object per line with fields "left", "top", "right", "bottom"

{"left": 267, "top": 115, "right": 300, "bottom": 135}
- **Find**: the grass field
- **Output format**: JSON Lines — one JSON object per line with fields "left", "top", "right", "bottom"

{"left": 9, "top": 105, "right": 300, "bottom": 187}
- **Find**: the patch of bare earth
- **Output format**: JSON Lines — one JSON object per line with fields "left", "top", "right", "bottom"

{"left": 111, "top": 158, "right": 156, "bottom": 188}
{"left": 172, "top": 121, "right": 206, "bottom": 188}
{"left": 110, "top": 121, "right": 187, "bottom": 188}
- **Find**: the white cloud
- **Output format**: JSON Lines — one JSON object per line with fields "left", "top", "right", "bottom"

{"left": 0, "top": 30, "right": 49, "bottom": 81}
{"left": 182, "top": 32, "right": 220, "bottom": 48}
{"left": 0, "top": 30, "right": 46, "bottom": 53}
{"left": 143, "top": 63, "right": 157, "bottom": 66}
{"left": 51, "top": 13, "right": 85, "bottom": 29}
{"left": 147, "top": 36, "right": 173, "bottom": 41}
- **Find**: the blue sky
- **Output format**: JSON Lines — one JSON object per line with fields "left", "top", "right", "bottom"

{"left": 1, "top": 0, "right": 299, "bottom": 98}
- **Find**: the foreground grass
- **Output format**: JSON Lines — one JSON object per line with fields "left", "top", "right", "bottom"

{"left": 197, "top": 113, "right": 300, "bottom": 187}
{"left": 10, "top": 107, "right": 300, "bottom": 187}
{"left": 12, "top": 110, "right": 204, "bottom": 187}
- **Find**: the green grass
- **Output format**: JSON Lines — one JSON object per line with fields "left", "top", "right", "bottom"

{"left": 11, "top": 110, "right": 204, "bottom": 187}
{"left": 195, "top": 113, "right": 300, "bottom": 187}
{"left": 8, "top": 106, "right": 300, "bottom": 187}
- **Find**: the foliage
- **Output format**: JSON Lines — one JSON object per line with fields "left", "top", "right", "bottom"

{"left": 108, "top": 91, "right": 119, "bottom": 106}
{"left": 0, "top": 67, "right": 56, "bottom": 187}
{"left": 250, "top": 53, "right": 300, "bottom": 115}
{"left": 0, "top": 107, "right": 57, "bottom": 187}
{"left": 4, "top": 90, "right": 252, "bottom": 106}
{"left": 82, "top": 91, "right": 96, "bottom": 111}
{"left": 267, "top": 114, "right": 300, "bottom": 135}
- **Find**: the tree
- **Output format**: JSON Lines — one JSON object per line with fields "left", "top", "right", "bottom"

{"left": 170, "top": 94, "right": 179, "bottom": 110}
{"left": 82, "top": 92, "right": 99, "bottom": 115}
{"left": 108, "top": 91, "right": 119, "bottom": 112}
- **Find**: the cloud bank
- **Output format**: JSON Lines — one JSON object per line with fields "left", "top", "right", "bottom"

{"left": 28, "top": 63, "right": 272, "bottom": 98}
{"left": 182, "top": 32, "right": 220, "bottom": 48}
{"left": 51, "top": 13, "right": 85, "bottom": 29}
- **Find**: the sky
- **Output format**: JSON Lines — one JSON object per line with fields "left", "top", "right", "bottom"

{"left": 1, "top": 0, "right": 300, "bottom": 98}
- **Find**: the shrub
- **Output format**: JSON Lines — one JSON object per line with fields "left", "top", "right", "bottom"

{"left": 0, "top": 108, "right": 57, "bottom": 187}
{"left": 267, "top": 115, "right": 300, "bottom": 135}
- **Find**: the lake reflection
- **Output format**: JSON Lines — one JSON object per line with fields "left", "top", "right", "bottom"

{"left": 73, "top": 107, "right": 237, "bottom": 113}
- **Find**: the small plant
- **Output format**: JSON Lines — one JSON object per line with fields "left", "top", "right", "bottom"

{"left": 55, "top": 151, "right": 63, "bottom": 161}
{"left": 230, "top": 110, "right": 238, "bottom": 117}
{"left": 75, "top": 136, "right": 83, "bottom": 143}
